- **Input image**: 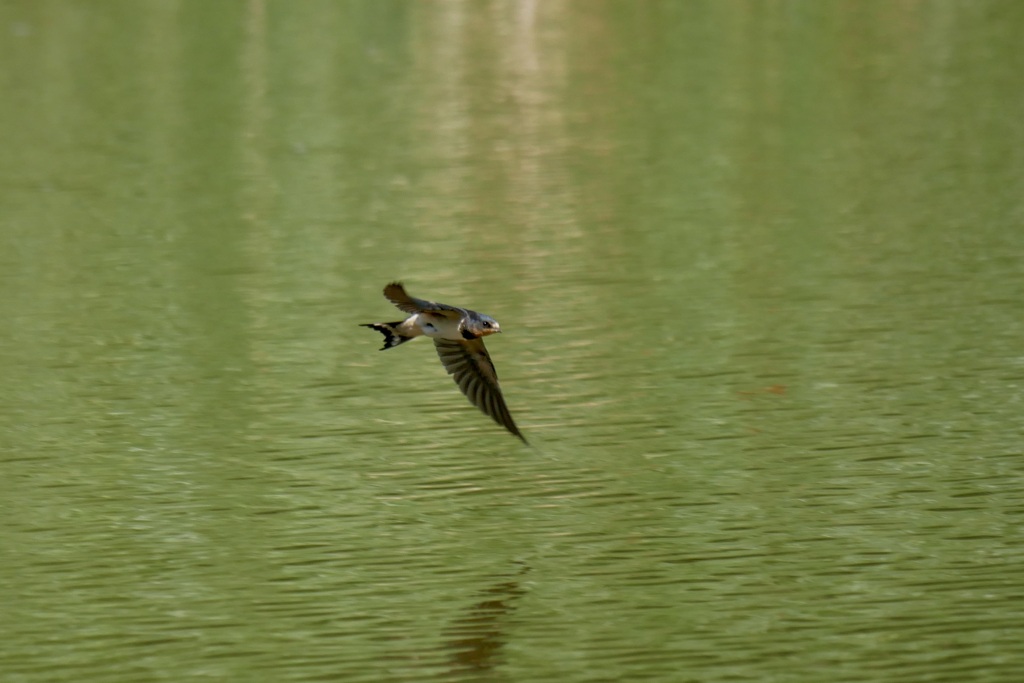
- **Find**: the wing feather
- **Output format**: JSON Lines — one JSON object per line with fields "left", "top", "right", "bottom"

{"left": 384, "top": 282, "right": 464, "bottom": 318}
{"left": 433, "top": 338, "right": 526, "bottom": 442}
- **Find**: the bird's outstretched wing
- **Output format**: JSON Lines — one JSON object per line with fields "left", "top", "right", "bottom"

{"left": 433, "top": 338, "right": 526, "bottom": 443}
{"left": 384, "top": 282, "right": 464, "bottom": 318}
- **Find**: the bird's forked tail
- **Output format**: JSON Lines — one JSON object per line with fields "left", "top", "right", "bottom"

{"left": 361, "top": 322, "right": 415, "bottom": 350}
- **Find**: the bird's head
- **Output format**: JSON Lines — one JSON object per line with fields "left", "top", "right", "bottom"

{"left": 467, "top": 314, "right": 501, "bottom": 337}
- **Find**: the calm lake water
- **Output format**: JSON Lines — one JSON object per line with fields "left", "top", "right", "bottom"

{"left": 3, "top": 2, "right": 1024, "bottom": 681}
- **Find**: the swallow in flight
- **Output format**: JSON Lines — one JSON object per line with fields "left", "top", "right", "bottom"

{"left": 362, "top": 282, "right": 526, "bottom": 443}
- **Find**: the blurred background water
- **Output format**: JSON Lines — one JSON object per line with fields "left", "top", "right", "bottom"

{"left": 2, "top": 1, "right": 1023, "bottom": 681}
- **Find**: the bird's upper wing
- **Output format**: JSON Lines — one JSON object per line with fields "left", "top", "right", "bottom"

{"left": 384, "top": 282, "right": 464, "bottom": 318}
{"left": 433, "top": 338, "right": 526, "bottom": 443}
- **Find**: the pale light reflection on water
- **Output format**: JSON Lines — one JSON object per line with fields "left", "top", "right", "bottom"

{"left": 2, "top": 2, "right": 1024, "bottom": 682}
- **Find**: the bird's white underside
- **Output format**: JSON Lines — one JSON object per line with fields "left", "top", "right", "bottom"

{"left": 401, "top": 313, "right": 463, "bottom": 340}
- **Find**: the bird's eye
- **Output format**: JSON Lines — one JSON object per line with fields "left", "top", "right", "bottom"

{"left": 482, "top": 321, "right": 492, "bottom": 328}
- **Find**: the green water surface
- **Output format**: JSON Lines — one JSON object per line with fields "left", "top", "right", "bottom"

{"left": 2, "top": 2, "right": 1023, "bottom": 682}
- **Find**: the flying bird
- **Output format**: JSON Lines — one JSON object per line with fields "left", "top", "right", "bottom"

{"left": 362, "top": 282, "right": 527, "bottom": 443}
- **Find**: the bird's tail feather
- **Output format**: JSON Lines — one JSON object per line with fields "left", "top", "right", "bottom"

{"left": 362, "top": 322, "right": 414, "bottom": 350}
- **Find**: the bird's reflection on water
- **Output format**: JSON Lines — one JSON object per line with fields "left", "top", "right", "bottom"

{"left": 439, "top": 563, "right": 529, "bottom": 676}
